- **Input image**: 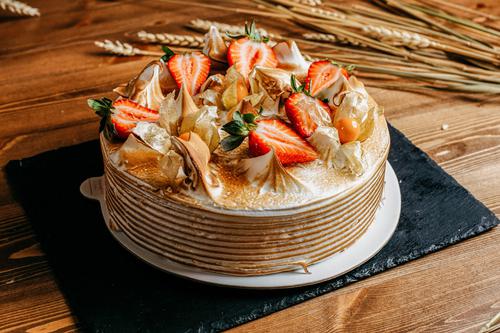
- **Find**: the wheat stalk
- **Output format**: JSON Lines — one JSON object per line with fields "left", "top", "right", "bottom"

{"left": 137, "top": 31, "right": 204, "bottom": 48}
{"left": 0, "top": 0, "right": 39, "bottom": 16}
{"left": 289, "top": 0, "right": 322, "bottom": 6}
{"left": 188, "top": 18, "right": 281, "bottom": 40}
{"left": 302, "top": 32, "right": 366, "bottom": 47}
{"left": 94, "top": 40, "right": 163, "bottom": 57}
{"left": 362, "top": 25, "right": 437, "bottom": 49}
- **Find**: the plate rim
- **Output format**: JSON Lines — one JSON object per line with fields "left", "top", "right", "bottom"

{"left": 80, "top": 162, "right": 401, "bottom": 289}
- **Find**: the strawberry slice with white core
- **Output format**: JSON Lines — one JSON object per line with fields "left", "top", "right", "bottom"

{"left": 111, "top": 99, "right": 159, "bottom": 138}
{"left": 306, "top": 60, "right": 342, "bottom": 97}
{"left": 285, "top": 92, "right": 331, "bottom": 138}
{"left": 228, "top": 37, "right": 278, "bottom": 79}
{"left": 88, "top": 98, "right": 159, "bottom": 140}
{"left": 249, "top": 119, "right": 318, "bottom": 165}
{"left": 167, "top": 52, "right": 211, "bottom": 95}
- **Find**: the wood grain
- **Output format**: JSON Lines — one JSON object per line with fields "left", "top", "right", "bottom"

{"left": 0, "top": 0, "right": 499, "bottom": 332}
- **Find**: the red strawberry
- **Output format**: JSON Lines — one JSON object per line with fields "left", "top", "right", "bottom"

{"left": 285, "top": 92, "right": 330, "bottom": 138}
{"left": 88, "top": 98, "right": 159, "bottom": 140}
{"left": 306, "top": 60, "right": 342, "bottom": 97}
{"left": 283, "top": 75, "right": 331, "bottom": 139}
{"left": 249, "top": 119, "right": 317, "bottom": 165}
{"left": 220, "top": 112, "right": 317, "bottom": 165}
{"left": 167, "top": 51, "right": 211, "bottom": 95}
{"left": 227, "top": 21, "right": 278, "bottom": 79}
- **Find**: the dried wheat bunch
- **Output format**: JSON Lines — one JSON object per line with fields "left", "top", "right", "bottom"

{"left": 137, "top": 31, "right": 204, "bottom": 48}
{"left": 0, "top": 0, "right": 39, "bottom": 16}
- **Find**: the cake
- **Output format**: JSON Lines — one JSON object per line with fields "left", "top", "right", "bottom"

{"left": 88, "top": 22, "right": 390, "bottom": 276}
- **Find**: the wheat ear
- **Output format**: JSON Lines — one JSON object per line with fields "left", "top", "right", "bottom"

{"left": 362, "top": 25, "right": 437, "bottom": 49}
{"left": 137, "top": 31, "right": 204, "bottom": 48}
{"left": 302, "top": 32, "right": 366, "bottom": 47}
{"left": 289, "top": 0, "right": 322, "bottom": 6}
{"left": 189, "top": 19, "right": 281, "bottom": 40}
{"left": 0, "top": 0, "right": 39, "bottom": 16}
{"left": 94, "top": 40, "right": 163, "bottom": 57}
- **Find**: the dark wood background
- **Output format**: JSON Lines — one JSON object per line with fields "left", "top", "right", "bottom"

{"left": 0, "top": 0, "right": 499, "bottom": 332}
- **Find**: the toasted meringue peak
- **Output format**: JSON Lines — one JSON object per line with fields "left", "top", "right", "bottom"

{"left": 238, "top": 150, "right": 307, "bottom": 194}
{"left": 117, "top": 135, "right": 163, "bottom": 167}
{"left": 272, "top": 41, "right": 310, "bottom": 80}
{"left": 203, "top": 25, "right": 228, "bottom": 63}
{"left": 159, "top": 149, "right": 187, "bottom": 187}
{"left": 248, "top": 66, "right": 293, "bottom": 100}
{"left": 160, "top": 84, "right": 200, "bottom": 136}
{"left": 336, "top": 141, "right": 365, "bottom": 176}
{"left": 308, "top": 126, "right": 341, "bottom": 168}
{"left": 308, "top": 126, "right": 365, "bottom": 175}
{"left": 172, "top": 132, "right": 222, "bottom": 199}
{"left": 178, "top": 84, "right": 201, "bottom": 134}
{"left": 132, "top": 122, "right": 171, "bottom": 155}
{"left": 113, "top": 60, "right": 176, "bottom": 111}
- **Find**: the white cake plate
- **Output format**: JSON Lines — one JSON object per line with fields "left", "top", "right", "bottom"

{"left": 81, "top": 162, "right": 400, "bottom": 289}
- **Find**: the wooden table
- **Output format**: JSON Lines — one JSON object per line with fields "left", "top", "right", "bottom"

{"left": 1, "top": 1, "right": 499, "bottom": 332}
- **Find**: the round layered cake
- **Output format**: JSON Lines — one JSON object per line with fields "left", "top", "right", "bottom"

{"left": 89, "top": 22, "right": 390, "bottom": 276}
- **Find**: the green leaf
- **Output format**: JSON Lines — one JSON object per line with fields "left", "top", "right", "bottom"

{"left": 345, "top": 64, "right": 356, "bottom": 73}
{"left": 222, "top": 120, "right": 248, "bottom": 136}
{"left": 220, "top": 135, "right": 245, "bottom": 151}
{"left": 161, "top": 46, "right": 175, "bottom": 62}
{"left": 242, "top": 113, "right": 257, "bottom": 124}
{"left": 322, "top": 98, "right": 329, "bottom": 104}
{"left": 88, "top": 98, "right": 113, "bottom": 116}
{"left": 88, "top": 97, "right": 118, "bottom": 140}
{"left": 233, "top": 111, "right": 244, "bottom": 123}
{"left": 290, "top": 74, "right": 300, "bottom": 92}
{"left": 304, "top": 80, "right": 311, "bottom": 96}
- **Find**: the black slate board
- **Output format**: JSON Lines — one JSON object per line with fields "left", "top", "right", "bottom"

{"left": 6, "top": 124, "right": 499, "bottom": 333}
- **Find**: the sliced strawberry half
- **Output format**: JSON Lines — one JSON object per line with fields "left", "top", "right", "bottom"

{"left": 167, "top": 51, "right": 211, "bottom": 95}
{"left": 220, "top": 111, "right": 317, "bottom": 165}
{"left": 249, "top": 119, "right": 317, "bottom": 165}
{"left": 88, "top": 98, "right": 159, "bottom": 140}
{"left": 285, "top": 92, "right": 330, "bottom": 138}
{"left": 228, "top": 37, "right": 278, "bottom": 79}
{"left": 306, "top": 60, "right": 342, "bottom": 97}
{"left": 226, "top": 21, "right": 278, "bottom": 79}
